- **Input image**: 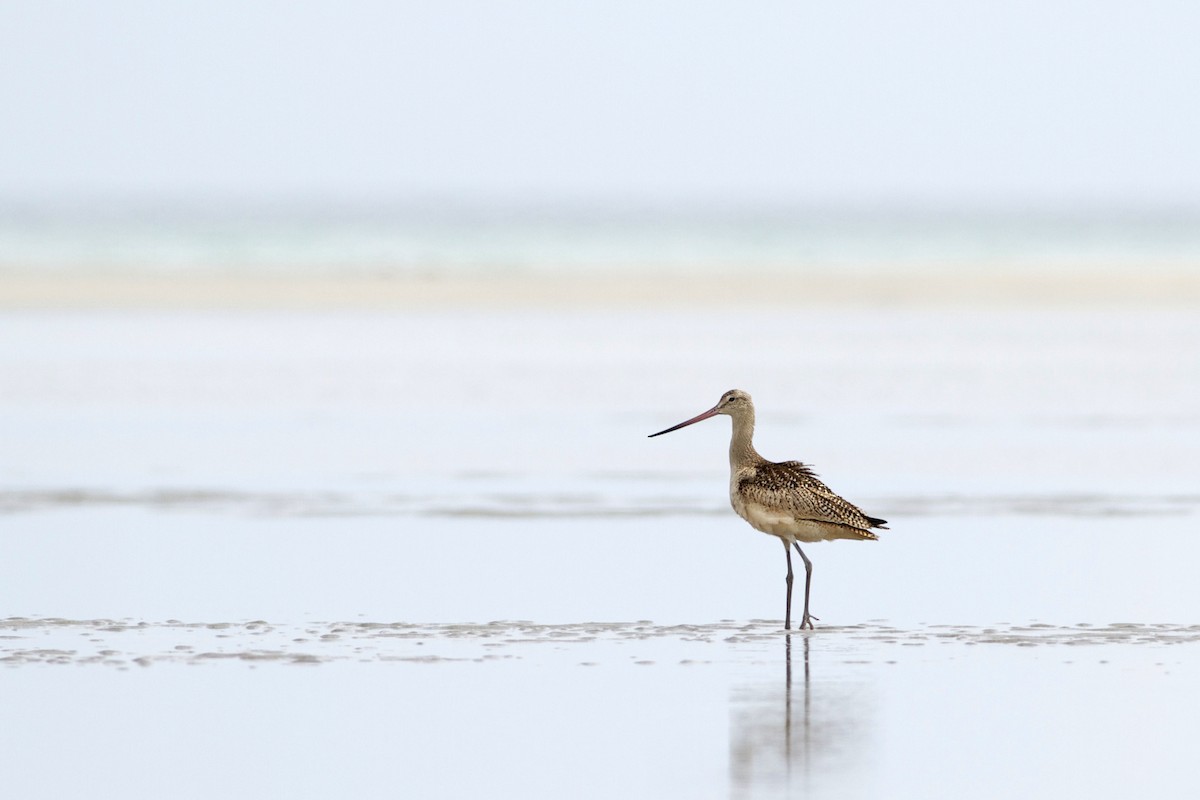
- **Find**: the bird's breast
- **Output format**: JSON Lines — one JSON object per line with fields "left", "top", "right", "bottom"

{"left": 730, "top": 471, "right": 792, "bottom": 537}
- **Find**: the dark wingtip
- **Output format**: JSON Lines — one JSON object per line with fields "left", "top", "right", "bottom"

{"left": 867, "top": 516, "right": 888, "bottom": 528}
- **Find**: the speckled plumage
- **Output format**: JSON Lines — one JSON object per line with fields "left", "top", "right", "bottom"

{"left": 650, "top": 388, "right": 887, "bottom": 629}
{"left": 733, "top": 458, "right": 886, "bottom": 542}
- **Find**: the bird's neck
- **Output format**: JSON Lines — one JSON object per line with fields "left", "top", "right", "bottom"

{"left": 728, "top": 410, "right": 762, "bottom": 469}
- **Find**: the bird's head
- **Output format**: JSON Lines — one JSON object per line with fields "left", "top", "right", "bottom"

{"left": 715, "top": 388, "right": 752, "bottom": 414}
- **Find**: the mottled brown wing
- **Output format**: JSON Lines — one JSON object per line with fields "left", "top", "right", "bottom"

{"left": 742, "top": 460, "right": 887, "bottom": 536}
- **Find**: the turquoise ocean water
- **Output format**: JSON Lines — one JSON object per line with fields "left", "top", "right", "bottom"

{"left": 2, "top": 203, "right": 1199, "bottom": 277}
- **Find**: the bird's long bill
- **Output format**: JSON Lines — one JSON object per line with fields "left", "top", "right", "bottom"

{"left": 647, "top": 404, "right": 720, "bottom": 437}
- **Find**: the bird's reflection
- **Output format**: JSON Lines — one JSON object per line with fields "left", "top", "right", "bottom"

{"left": 730, "top": 633, "right": 871, "bottom": 797}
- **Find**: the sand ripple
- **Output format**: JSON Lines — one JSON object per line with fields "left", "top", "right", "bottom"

{"left": 4, "top": 617, "right": 1200, "bottom": 669}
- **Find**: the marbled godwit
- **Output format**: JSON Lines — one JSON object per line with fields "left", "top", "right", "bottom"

{"left": 649, "top": 389, "right": 887, "bottom": 629}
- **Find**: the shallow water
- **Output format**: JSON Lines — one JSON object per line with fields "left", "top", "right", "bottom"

{"left": 2, "top": 307, "right": 1199, "bottom": 798}
{"left": 3, "top": 618, "right": 1198, "bottom": 798}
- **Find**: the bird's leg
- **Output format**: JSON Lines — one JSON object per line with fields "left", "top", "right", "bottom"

{"left": 784, "top": 541, "right": 794, "bottom": 630}
{"left": 793, "top": 543, "right": 818, "bottom": 629}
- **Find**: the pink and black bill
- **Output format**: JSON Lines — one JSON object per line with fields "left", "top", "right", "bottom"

{"left": 647, "top": 404, "right": 721, "bottom": 438}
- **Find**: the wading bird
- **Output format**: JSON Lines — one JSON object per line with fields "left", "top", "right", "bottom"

{"left": 649, "top": 389, "right": 886, "bottom": 629}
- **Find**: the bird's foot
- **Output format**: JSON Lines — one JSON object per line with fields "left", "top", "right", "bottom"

{"left": 800, "top": 613, "right": 818, "bottom": 630}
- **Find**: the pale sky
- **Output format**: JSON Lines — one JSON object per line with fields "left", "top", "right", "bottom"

{"left": 2, "top": 1, "right": 1198, "bottom": 209}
